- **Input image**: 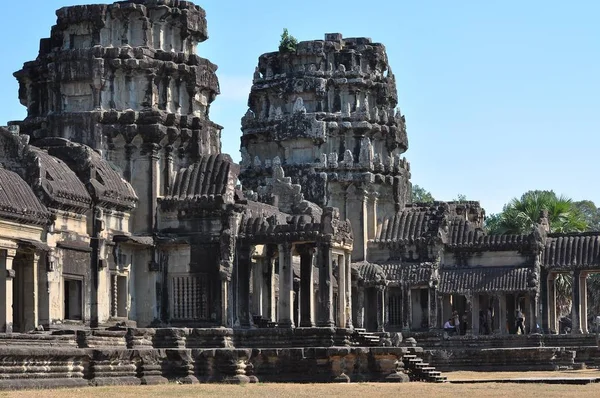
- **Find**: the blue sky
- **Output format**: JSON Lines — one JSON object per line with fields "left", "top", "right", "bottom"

{"left": 1, "top": 1, "right": 598, "bottom": 214}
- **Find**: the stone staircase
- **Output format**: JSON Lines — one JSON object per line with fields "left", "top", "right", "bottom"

{"left": 402, "top": 354, "right": 447, "bottom": 382}
{"left": 352, "top": 328, "right": 381, "bottom": 346}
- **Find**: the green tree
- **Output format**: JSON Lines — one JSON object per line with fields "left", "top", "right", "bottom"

{"left": 486, "top": 190, "right": 587, "bottom": 235}
{"left": 573, "top": 200, "right": 600, "bottom": 231}
{"left": 279, "top": 28, "right": 298, "bottom": 53}
{"left": 411, "top": 185, "right": 434, "bottom": 203}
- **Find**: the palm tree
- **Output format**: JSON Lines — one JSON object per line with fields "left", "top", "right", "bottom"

{"left": 487, "top": 190, "right": 587, "bottom": 235}
{"left": 486, "top": 191, "right": 589, "bottom": 320}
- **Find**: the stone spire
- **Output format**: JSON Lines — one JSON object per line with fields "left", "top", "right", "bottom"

{"left": 239, "top": 33, "right": 412, "bottom": 260}
{"left": 13, "top": 0, "right": 221, "bottom": 157}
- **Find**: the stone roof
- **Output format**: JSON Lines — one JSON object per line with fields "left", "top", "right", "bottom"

{"left": 28, "top": 148, "right": 92, "bottom": 212}
{"left": 380, "top": 263, "right": 433, "bottom": 285}
{"left": 0, "top": 168, "right": 51, "bottom": 226}
{"left": 352, "top": 261, "right": 387, "bottom": 286}
{"left": 543, "top": 233, "right": 600, "bottom": 270}
{"left": 163, "top": 154, "right": 239, "bottom": 206}
{"left": 438, "top": 266, "right": 532, "bottom": 294}
{"left": 446, "top": 218, "right": 531, "bottom": 251}
{"left": 42, "top": 140, "right": 138, "bottom": 211}
{"left": 239, "top": 214, "right": 321, "bottom": 242}
{"left": 374, "top": 204, "right": 446, "bottom": 244}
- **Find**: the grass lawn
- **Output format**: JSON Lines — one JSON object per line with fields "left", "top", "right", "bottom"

{"left": 0, "top": 381, "right": 599, "bottom": 398}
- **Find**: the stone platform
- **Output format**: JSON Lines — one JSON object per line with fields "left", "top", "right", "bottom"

{"left": 406, "top": 331, "right": 600, "bottom": 371}
{"left": 0, "top": 327, "right": 432, "bottom": 389}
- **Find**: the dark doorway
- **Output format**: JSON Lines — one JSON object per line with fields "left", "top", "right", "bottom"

{"left": 64, "top": 278, "right": 83, "bottom": 321}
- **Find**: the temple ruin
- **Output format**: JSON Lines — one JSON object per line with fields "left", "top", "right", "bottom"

{"left": 0, "top": 0, "right": 597, "bottom": 389}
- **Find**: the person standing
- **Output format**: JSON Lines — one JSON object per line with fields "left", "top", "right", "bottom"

{"left": 515, "top": 309, "right": 525, "bottom": 335}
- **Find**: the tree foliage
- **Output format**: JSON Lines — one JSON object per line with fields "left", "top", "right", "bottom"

{"left": 279, "top": 28, "right": 298, "bottom": 53}
{"left": 485, "top": 190, "right": 587, "bottom": 235}
{"left": 411, "top": 185, "right": 434, "bottom": 203}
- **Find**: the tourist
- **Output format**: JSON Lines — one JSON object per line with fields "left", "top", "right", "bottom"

{"left": 515, "top": 309, "right": 525, "bottom": 335}
{"left": 452, "top": 311, "right": 460, "bottom": 334}
{"left": 485, "top": 307, "right": 493, "bottom": 335}
{"left": 444, "top": 318, "right": 456, "bottom": 336}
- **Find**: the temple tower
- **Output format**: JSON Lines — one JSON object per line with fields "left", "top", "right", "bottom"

{"left": 13, "top": 0, "right": 222, "bottom": 234}
{"left": 239, "top": 33, "right": 411, "bottom": 260}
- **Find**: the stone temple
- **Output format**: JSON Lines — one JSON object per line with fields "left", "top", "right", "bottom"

{"left": 0, "top": 0, "right": 598, "bottom": 388}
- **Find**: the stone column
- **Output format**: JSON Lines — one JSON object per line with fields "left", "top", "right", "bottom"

{"left": 0, "top": 249, "right": 16, "bottom": 333}
{"left": 252, "top": 257, "right": 264, "bottom": 318}
{"left": 547, "top": 274, "right": 557, "bottom": 333}
{"left": 219, "top": 274, "right": 230, "bottom": 327}
{"left": 402, "top": 286, "right": 411, "bottom": 331}
{"left": 264, "top": 246, "right": 277, "bottom": 322}
{"left": 277, "top": 243, "right": 294, "bottom": 328}
{"left": 528, "top": 292, "right": 541, "bottom": 334}
{"left": 376, "top": 285, "right": 386, "bottom": 332}
{"left": 317, "top": 244, "right": 334, "bottom": 327}
{"left": 428, "top": 287, "right": 438, "bottom": 330}
{"left": 498, "top": 294, "right": 507, "bottom": 334}
{"left": 298, "top": 245, "right": 315, "bottom": 327}
{"left": 337, "top": 254, "right": 346, "bottom": 328}
{"left": 345, "top": 253, "right": 353, "bottom": 329}
{"left": 237, "top": 246, "right": 252, "bottom": 328}
{"left": 572, "top": 270, "right": 582, "bottom": 334}
{"left": 580, "top": 272, "right": 588, "bottom": 334}
{"left": 346, "top": 187, "right": 368, "bottom": 261}
{"left": 355, "top": 285, "right": 365, "bottom": 329}
{"left": 23, "top": 253, "right": 40, "bottom": 332}
{"left": 471, "top": 294, "right": 480, "bottom": 335}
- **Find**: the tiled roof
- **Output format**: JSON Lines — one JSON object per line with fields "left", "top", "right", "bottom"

{"left": 0, "top": 168, "right": 51, "bottom": 225}
{"left": 88, "top": 151, "right": 137, "bottom": 210}
{"left": 163, "top": 154, "right": 239, "bottom": 205}
{"left": 446, "top": 218, "right": 531, "bottom": 250}
{"left": 374, "top": 204, "right": 446, "bottom": 244}
{"left": 29, "top": 148, "right": 92, "bottom": 212}
{"left": 352, "top": 261, "right": 387, "bottom": 285}
{"left": 43, "top": 141, "right": 138, "bottom": 210}
{"left": 543, "top": 233, "right": 600, "bottom": 269}
{"left": 239, "top": 214, "right": 321, "bottom": 242}
{"left": 438, "top": 266, "right": 532, "bottom": 294}
{"left": 380, "top": 263, "right": 433, "bottom": 285}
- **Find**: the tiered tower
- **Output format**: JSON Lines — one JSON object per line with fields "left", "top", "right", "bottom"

{"left": 240, "top": 33, "right": 411, "bottom": 260}
{"left": 13, "top": 0, "right": 222, "bottom": 233}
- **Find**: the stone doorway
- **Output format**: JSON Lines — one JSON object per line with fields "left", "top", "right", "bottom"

{"left": 411, "top": 287, "right": 429, "bottom": 331}
{"left": 64, "top": 277, "right": 83, "bottom": 321}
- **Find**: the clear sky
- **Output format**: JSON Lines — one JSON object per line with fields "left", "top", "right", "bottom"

{"left": 1, "top": 1, "right": 598, "bottom": 214}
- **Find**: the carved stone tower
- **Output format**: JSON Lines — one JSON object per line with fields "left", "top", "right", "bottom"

{"left": 13, "top": 0, "right": 222, "bottom": 234}
{"left": 239, "top": 33, "right": 411, "bottom": 260}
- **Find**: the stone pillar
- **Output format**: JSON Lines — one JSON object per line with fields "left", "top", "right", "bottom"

{"left": 220, "top": 277, "right": 229, "bottom": 327}
{"left": 548, "top": 274, "right": 557, "bottom": 333}
{"left": 471, "top": 294, "right": 480, "bottom": 335}
{"left": 252, "top": 257, "right": 264, "bottom": 318}
{"left": 580, "top": 272, "right": 588, "bottom": 334}
{"left": 376, "top": 285, "right": 386, "bottom": 332}
{"left": 0, "top": 249, "right": 16, "bottom": 333}
{"left": 402, "top": 286, "right": 411, "bottom": 331}
{"left": 317, "top": 244, "right": 334, "bottom": 327}
{"left": 355, "top": 285, "right": 365, "bottom": 329}
{"left": 428, "top": 287, "right": 438, "bottom": 330}
{"left": 345, "top": 253, "right": 353, "bottom": 329}
{"left": 437, "top": 295, "right": 444, "bottom": 329}
{"left": 23, "top": 253, "right": 40, "bottom": 332}
{"left": 498, "top": 294, "right": 507, "bottom": 334}
{"left": 277, "top": 243, "right": 294, "bottom": 328}
{"left": 264, "top": 246, "right": 277, "bottom": 322}
{"left": 337, "top": 255, "right": 346, "bottom": 328}
{"left": 297, "top": 245, "right": 315, "bottom": 327}
{"left": 237, "top": 246, "right": 252, "bottom": 328}
{"left": 572, "top": 270, "right": 582, "bottom": 334}
{"left": 528, "top": 292, "right": 541, "bottom": 334}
